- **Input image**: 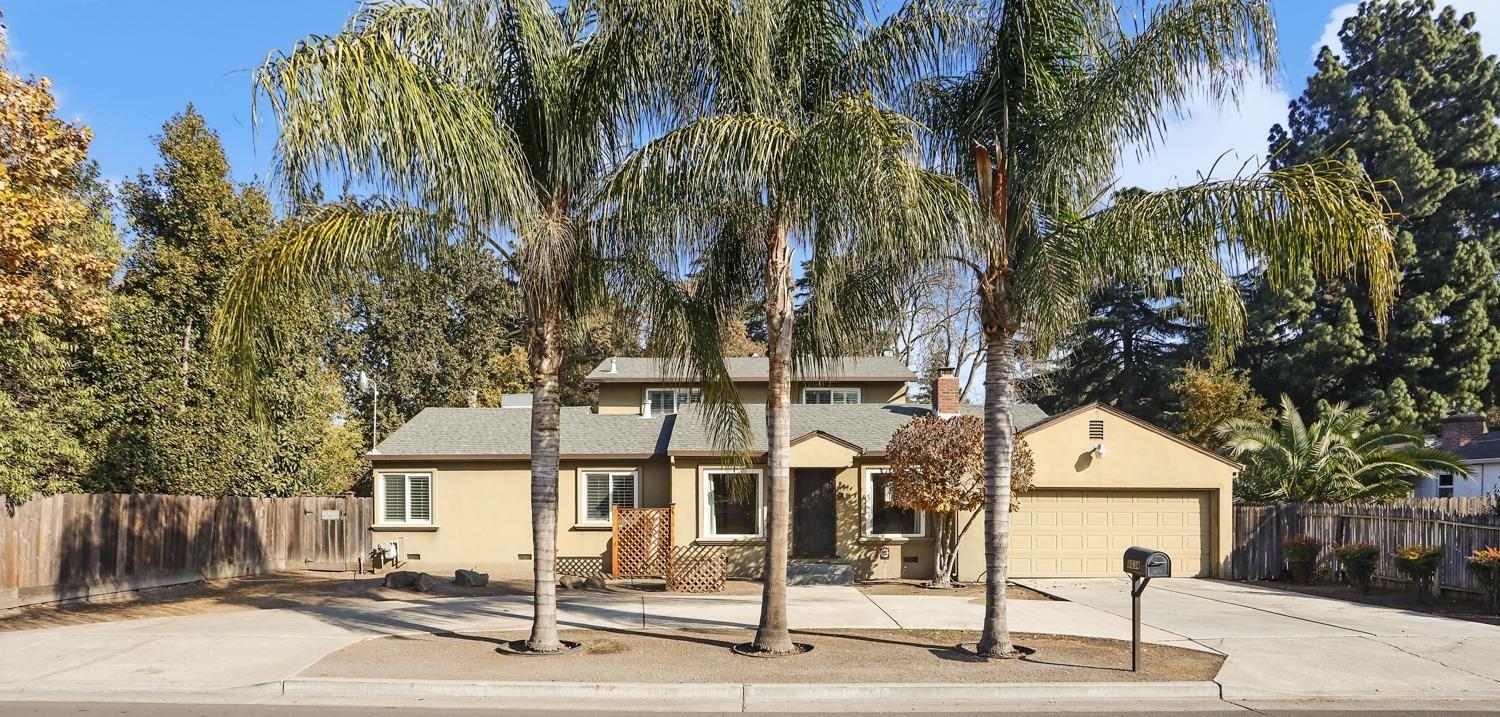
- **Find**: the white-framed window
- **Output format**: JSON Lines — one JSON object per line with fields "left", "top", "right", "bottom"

{"left": 1438, "top": 473, "right": 1455, "bottom": 498}
{"left": 803, "top": 387, "right": 861, "bottom": 405}
{"left": 703, "top": 468, "right": 764, "bottom": 538}
{"left": 865, "top": 468, "right": 924, "bottom": 537}
{"left": 578, "top": 469, "right": 640, "bottom": 526}
{"left": 379, "top": 472, "right": 433, "bottom": 525}
{"left": 645, "top": 388, "right": 701, "bottom": 415}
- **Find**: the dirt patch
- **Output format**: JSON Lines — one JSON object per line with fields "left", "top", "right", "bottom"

{"left": 857, "top": 580, "right": 1053, "bottom": 601}
{"left": 1246, "top": 579, "right": 1500, "bottom": 626}
{"left": 303, "top": 628, "right": 1221, "bottom": 683}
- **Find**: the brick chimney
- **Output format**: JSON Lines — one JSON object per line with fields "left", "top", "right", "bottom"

{"left": 1442, "top": 413, "right": 1487, "bottom": 449}
{"left": 933, "top": 366, "right": 959, "bottom": 418}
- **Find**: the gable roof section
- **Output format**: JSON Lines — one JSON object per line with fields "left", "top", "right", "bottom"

{"left": 586, "top": 356, "right": 916, "bottom": 383}
{"left": 370, "top": 407, "right": 673, "bottom": 459}
{"left": 1021, "top": 402, "right": 1242, "bottom": 469}
{"left": 667, "top": 402, "right": 1050, "bottom": 455}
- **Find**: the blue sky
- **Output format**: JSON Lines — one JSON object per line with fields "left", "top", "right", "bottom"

{"left": 4, "top": 1, "right": 1498, "bottom": 194}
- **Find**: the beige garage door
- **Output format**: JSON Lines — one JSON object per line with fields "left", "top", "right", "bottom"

{"left": 1009, "top": 489, "right": 1212, "bottom": 577}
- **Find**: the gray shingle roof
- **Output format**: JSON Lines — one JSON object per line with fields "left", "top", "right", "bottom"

{"left": 371, "top": 407, "right": 673, "bottom": 458}
{"left": 668, "top": 402, "right": 1050, "bottom": 454}
{"left": 586, "top": 356, "right": 916, "bottom": 383}
{"left": 1454, "top": 434, "right": 1500, "bottom": 462}
{"left": 370, "top": 402, "right": 1049, "bottom": 459}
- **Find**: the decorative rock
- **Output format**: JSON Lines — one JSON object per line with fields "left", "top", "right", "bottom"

{"left": 383, "top": 570, "right": 420, "bottom": 589}
{"left": 584, "top": 574, "right": 608, "bottom": 590}
{"left": 454, "top": 569, "right": 490, "bottom": 587}
{"left": 410, "top": 572, "right": 441, "bottom": 593}
{"left": 558, "top": 574, "right": 587, "bottom": 590}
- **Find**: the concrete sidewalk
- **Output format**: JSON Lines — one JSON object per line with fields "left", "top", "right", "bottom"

{"left": 1018, "top": 577, "right": 1500, "bottom": 702}
{"left": 0, "top": 586, "right": 1156, "bottom": 696}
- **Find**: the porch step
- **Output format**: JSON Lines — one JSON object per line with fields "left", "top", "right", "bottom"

{"left": 787, "top": 559, "right": 854, "bottom": 586}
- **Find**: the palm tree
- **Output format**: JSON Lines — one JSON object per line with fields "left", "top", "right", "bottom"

{"left": 1221, "top": 395, "right": 1469, "bottom": 503}
{"left": 603, "top": 0, "right": 975, "bottom": 655}
{"left": 913, "top": 0, "right": 1402, "bottom": 657}
{"left": 214, "top": 0, "right": 695, "bottom": 654}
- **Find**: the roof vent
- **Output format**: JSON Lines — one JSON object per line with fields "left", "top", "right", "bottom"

{"left": 608, "top": 358, "right": 618, "bottom": 374}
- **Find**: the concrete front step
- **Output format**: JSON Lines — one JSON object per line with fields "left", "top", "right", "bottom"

{"left": 788, "top": 559, "right": 854, "bottom": 586}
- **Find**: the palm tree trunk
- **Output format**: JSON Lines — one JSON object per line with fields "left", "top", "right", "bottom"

{"left": 526, "top": 314, "right": 565, "bottom": 653}
{"left": 976, "top": 321, "right": 1017, "bottom": 657}
{"left": 753, "top": 222, "right": 796, "bottom": 654}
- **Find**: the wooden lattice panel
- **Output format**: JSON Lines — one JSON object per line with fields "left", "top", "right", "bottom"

{"left": 611, "top": 506, "right": 673, "bottom": 578}
{"left": 667, "top": 544, "right": 726, "bottom": 593}
{"left": 556, "top": 556, "right": 607, "bottom": 577}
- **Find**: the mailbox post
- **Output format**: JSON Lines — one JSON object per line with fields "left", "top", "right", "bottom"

{"left": 1122, "top": 546, "right": 1171, "bottom": 672}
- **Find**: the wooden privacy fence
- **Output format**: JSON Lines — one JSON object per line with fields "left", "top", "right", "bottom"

{"left": 0, "top": 493, "right": 374, "bottom": 610}
{"left": 1232, "top": 498, "right": 1500, "bottom": 593}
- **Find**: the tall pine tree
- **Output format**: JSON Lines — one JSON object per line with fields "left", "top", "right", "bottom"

{"left": 93, "top": 108, "right": 363, "bottom": 496}
{"left": 1254, "top": 0, "right": 1500, "bottom": 427}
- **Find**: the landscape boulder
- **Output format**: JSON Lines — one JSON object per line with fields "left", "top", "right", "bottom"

{"left": 584, "top": 574, "right": 609, "bottom": 590}
{"left": 454, "top": 569, "right": 490, "bottom": 588}
{"left": 412, "top": 572, "right": 445, "bottom": 593}
{"left": 383, "top": 570, "right": 421, "bottom": 589}
{"left": 558, "top": 574, "right": 587, "bottom": 590}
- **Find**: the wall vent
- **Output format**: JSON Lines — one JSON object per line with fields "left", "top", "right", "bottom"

{"left": 406, "top": 553, "right": 422, "bottom": 561}
{"left": 1088, "top": 419, "right": 1104, "bottom": 441}
{"left": 518, "top": 553, "right": 533, "bottom": 561}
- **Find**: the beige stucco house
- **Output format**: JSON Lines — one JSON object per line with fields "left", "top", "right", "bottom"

{"left": 367, "top": 357, "right": 1238, "bottom": 582}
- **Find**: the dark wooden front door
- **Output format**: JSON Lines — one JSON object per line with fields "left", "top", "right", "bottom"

{"left": 793, "top": 468, "right": 837, "bottom": 557}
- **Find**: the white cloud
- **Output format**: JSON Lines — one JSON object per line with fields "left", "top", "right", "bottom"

{"left": 1115, "top": 79, "right": 1290, "bottom": 191}
{"left": 1315, "top": 2, "right": 1360, "bottom": 60}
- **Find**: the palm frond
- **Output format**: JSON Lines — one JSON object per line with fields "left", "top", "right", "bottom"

{"left": 1033, "top": 158, "right": 1398, "bottom": 357}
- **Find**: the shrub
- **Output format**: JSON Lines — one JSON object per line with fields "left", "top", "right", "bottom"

{"left": 1465, "top": 547, "right": 1500, "bottom": 614}
{"left": 1334, "top": 543, "right": 1380, "bottom": 594}
{"left": 1394, "top": 545, "right": 1444, "bottom": 602}
{"left": 1282, "top": 535, "right": 1323, "bottom": 584}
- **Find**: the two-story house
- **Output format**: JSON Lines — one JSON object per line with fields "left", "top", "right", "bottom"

{"left": 367, "top": 356, "right": 1237, "bottom": 582}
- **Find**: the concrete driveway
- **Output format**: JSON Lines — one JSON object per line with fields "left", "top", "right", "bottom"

{"left": 1018, "top": 577, "right": 1500, "bottom": 701}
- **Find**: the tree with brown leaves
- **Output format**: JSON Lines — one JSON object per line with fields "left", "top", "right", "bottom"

{"left": 886, "top": 414, "right": 1032, "bottom": 588}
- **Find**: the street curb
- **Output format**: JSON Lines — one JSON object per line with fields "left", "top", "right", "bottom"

{"left": 282, "top": 678, "right": 744, "bottom": 711}
{"left": 279, "top": 677, "right": 1222, "bottom": 710}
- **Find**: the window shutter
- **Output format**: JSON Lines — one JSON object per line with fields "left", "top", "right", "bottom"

{"left": 408, "top": 475, "right": 431, "bottom": 522}
{"left": 383, "top": 474, "right": 407, "bottom": 522}
{"left": 585, "top": 473, "right": 611, "bottom": 521}
{"left": 611, "top": 474, "right": 636, "bottom": 510}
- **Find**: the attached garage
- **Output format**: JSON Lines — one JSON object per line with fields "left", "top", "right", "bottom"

{"left": 1009, "top": 489, "right": 1213, "bottom": 577}
{"left": 956, "top": 403, "right": 1238, "bottom": 581}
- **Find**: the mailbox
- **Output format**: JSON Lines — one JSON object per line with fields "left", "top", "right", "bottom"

{"left": 1123, "top": 546, "right": 1172, "bottom": 579}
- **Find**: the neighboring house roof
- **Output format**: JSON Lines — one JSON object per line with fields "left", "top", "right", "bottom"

{"left": 370, "top": 407, "right": 673, "bottom": 459}
{"left": 1453, "top": 434, "right": 1500, "bottom": 462}
{"left": 1022, "top": 402, "right": 1243, "bottom": 469}
{"left": 369, "top": 401, "right": 1050, "bottom": 460}
{"left": 499, "top": 393, "right": 532, "bottom": 408}
{"left": 585, "top": 356, "right": 917, "bottom": 383}
{"left": 667, "top": 402, "right": 1050, "bottom": 455}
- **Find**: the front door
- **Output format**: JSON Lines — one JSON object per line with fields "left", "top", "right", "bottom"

{"left": 792, "top": 468, "right": 837, "bottom": 557}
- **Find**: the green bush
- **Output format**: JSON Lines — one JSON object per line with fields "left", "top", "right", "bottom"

{"left": 1335, "top": 543, "right": 1380, "bottom": 594}
{"left": 1282, "top": 535, "right": 1323, "bottom": 584}
{"left": 1394, "top": 545, "right": 1444, "bottom": 602}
